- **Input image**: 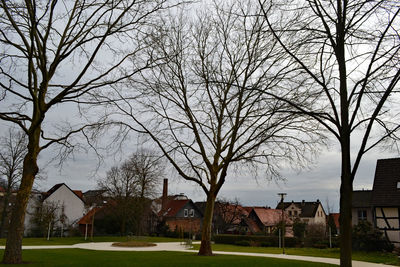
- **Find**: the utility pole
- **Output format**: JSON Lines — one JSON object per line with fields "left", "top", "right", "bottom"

{"left": 278, "top": 193, "right": 287, "bottom": 254}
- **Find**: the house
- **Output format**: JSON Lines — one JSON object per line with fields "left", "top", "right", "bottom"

{"left": 351, "top": 190, "right": 374, "bottom": 226}
{"left": 24, "top": 183, "right": 86, "bottom": 236}
{"left": 77, "top": 206, "right": 103, "bottom": 237}
{"left": 276, "top": 199, "right": 327, "bottom": 227}
{"left": 371, "top": 158, "right": 400, "bottom": 246}
{"left": 247, "top": 207, "right": 293, "bottom": 236}
{"left": 351, "top": 158, "right": 400, "bottom": 247}
{"left": 328, "top": 213, "right": 340, "bottom": 235}
{"left": 157, "top": 179, "right": 203, "bottom": 234}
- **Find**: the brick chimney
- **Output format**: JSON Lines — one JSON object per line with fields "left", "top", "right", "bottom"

{"left": 162, "top": 179, "right": 168, "bottom": 211}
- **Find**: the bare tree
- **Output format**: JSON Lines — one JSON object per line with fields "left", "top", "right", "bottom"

{"left": 98, "top": 150, "right": 162, "bottom": 235}
{"left": 0, "top": 0, "right": 173, "bottom": 263}
{"left": 259, "top": 1, "right": 400, "bottom": 266}
{"left": 96, "top": 0, "right": 323, "bottom": 255}
{"left": 0, "top": 128, "right": 26, "bottom": 237}
{"left": 214, "top": 198, "right": 244, "bottom": 234}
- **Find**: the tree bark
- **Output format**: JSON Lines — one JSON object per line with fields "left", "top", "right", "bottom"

{"left": 198, "top": 192, "right": 216, "bottom": 256}
{"left": 339, "top": 135, "right": 353, "bottom": 267}
{"left": 2, "top": 131, "right": 40, "bottom": 264}
{"left": 0, "top": 191, "right": 11, "bottom": 238}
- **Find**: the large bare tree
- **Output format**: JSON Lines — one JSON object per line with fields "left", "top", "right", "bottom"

{"left": 0, "top": 0, "right": 172, "bottom": 263}
{"left": 95, "top": 0, "right": 323, "bottom": 255}
{"left": 259, "top": 1, "right": 400, "bottom": 266}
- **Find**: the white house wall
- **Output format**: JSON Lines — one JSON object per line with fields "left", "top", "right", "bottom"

{"left": 43, "top": 185, "right": 85, "bottom": 226}
{"left": 375, "top": 207, "right": 400, "bottom": 246}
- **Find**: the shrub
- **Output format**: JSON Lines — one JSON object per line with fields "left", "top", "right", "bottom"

{"left": 235, "top": 240, "right": 251, "bottom": 246}
{"left": 260, "top": 241, "right": 272, "bottom": 247}
{"left": 214, "top": 234, "right": 299, "bottom": 247}
{"left": 293, "top": 219, "right": 307, "bottom": 239}
{"left": 304, "top": 223, "right": 326, "bottom": 247}
{"left": 352, "top": 220, "right": 393, "bottom": 252}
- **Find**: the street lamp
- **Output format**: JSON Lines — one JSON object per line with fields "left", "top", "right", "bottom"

{"left": 278, "top": 193, "right": 287, "bottom": 254}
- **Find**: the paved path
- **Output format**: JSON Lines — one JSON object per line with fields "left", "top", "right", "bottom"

{"left": 0, "top": 242, "right": 396, "bottom": 267}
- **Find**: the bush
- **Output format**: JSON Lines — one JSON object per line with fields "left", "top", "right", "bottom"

{"left": 235, "top": 240, "right": 251, "bottom": 246}
{"left": 352, "top": 220, "right": 393, "bottom": 252}
{"left": 304, "top": 223, "right": 326, "bottom": 247}
{"left": 260, "top": 241, "right": 273, "bottom": 247}
{"left": 214, "top": 234, "right": 299, "bottom": 247}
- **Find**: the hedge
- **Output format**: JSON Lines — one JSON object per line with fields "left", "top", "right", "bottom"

{"left": 214, "top": 234, "right": 299, "bottom": 247}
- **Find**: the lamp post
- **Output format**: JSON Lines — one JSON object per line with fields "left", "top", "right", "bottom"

{"left": 278, "top": 193, "right": 287, "bottom": 254}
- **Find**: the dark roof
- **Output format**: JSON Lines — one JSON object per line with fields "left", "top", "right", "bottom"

{"left": 352, "top": 190, "right": 372, "bottom": 208}
{"left": 371, "top": 158, "right": 400, "bottom": 206}
{"left": 159, "top": 199, "right": 189, "bottom": 217}
{"left": 83, "top": 190, "right": 106, "bottom": 197}
{"left": 276, "top": 200, "right": 322, "bottom": 217}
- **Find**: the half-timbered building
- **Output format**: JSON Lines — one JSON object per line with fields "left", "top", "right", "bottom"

{"left": 371, "top": 158, "right": 400, "bottom": 246}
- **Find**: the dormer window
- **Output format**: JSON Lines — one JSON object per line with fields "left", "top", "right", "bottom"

{"left": 190, "top": 209, "right": 194, "bottom": 217}
{"left": 184, "top": 209, "right": 188, "bottom": 217}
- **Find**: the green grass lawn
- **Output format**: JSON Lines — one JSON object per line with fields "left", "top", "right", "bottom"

{"left": 0, "top": 249, "right": 336, "bottom": 267}
{"left": 191, "top": 244, "right": 400, "bottom": 266}
{"left": 0, "top": 236, "right": 181, "bottom": 246}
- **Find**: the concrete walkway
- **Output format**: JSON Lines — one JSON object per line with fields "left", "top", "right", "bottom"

{"left": 0, "top": 242, "right": 396, "bottom": 267}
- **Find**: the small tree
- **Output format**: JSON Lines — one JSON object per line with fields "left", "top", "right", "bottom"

{"left": 0, "top": 129, "right": 26, "bottom": 237}
{"left": 292, "top": 218, "right": 306, "bottom": 240}
{"left": 98, "top": 150, "right": 162, "bottom": 235}
{"left": 29, "top": 201, "right": 60, "bottom": 238}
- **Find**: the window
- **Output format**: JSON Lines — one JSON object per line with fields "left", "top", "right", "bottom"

{"left": 190, "top": 209, "right": 194, "bottom": 217}
{"left": 294, "top": 211, "right": 298, "bottom": 216}
{"left": 289, "top": 211, "right": 292, "bottom": 216}
{"left": 184, "top": 209, "right": 188, "bottom": 217}
{"left": 397, "top": 182, "right": 400, "bottom": 189}
{"left": 358, "top": 210, "right": 367, "bottom": 221}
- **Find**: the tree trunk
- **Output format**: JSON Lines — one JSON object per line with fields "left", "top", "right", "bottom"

{"left": 198, "top": 192, "right": 216, "bottom": 256}
{"left": 2, "top": 131, "right": 40, "bottom": 264}
{"left": 339, "top": 135, "right": 353, "bottom": 267}
{"left": 0, "top": 191, "right": 11, "bottom": 238}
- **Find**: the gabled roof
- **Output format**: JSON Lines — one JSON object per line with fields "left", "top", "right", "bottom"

{"left": 251, "top": 208, "right": 291, "bottom": 227}
{"left": 276, "top": 200, "right": 322, "bottom": 218}
{"left": 352, "top": 190, "right": 372, "bottom": 208}
{"left": 159, "top": 199, "right": 189, "bottom": 217}
{"left": 42, "top": 183, "right": 84, "bottom": 202}
{"left": 371, "top": 158, "right": 400, "bottom": 206}
{"left": 242, "top": 217, "right": 261, "bottom": 233}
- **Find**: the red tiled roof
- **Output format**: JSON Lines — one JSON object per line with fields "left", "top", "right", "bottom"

{"left": 159, "top": 199, "right": 189, "bottom": 217}
{"left": 243, "top": 217, "right": 261, "bottom": 233}
{"left": 253, "top": 208, "right": 292, "bottom": 227}
{"left": 242, "top": 207, "right": 253, "bottom": 213}
{"left": 73, "top": 190, "right": 83, "bottom": 200}
{"left": 330, "top": 213, "right": 340, "bottom": 229}
{"left": 78, "top": 207, "right": 103, "bottom": 225}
